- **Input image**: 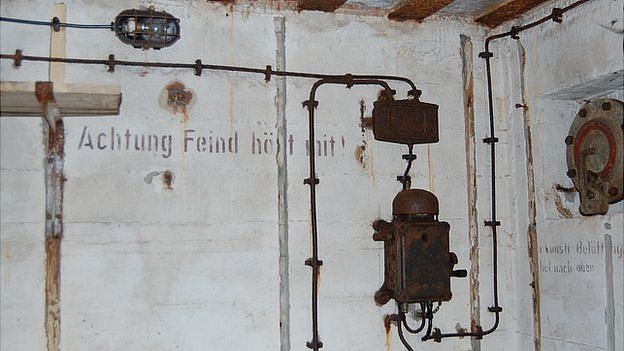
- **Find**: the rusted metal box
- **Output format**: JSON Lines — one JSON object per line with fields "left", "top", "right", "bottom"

{"left": 373, "top": 189, "right": 463, "bottom": 305}
{"left": 372, "top": 99, "right": 439, "bottom": 145}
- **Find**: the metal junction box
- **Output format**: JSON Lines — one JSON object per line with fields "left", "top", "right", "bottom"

{"left": 373, "top": 189, "right": 464, "bottom": 305}
{"left": 372, "top": 99, "right": 439, "bottom": 145}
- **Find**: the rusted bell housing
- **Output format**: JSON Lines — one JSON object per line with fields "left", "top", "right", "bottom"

{"left": 373, "top": 189, "right": 466, "bottom": 305}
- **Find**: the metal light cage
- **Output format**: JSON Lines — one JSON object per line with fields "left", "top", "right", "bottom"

{"left": 114, "top": 7, "right": 180, "bottom": 50}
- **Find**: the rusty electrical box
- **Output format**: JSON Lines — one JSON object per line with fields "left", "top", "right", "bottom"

{"left": 373, "top": 189, "right": 466, "bottom": 305}
{"left": 372, "top": 98, "right": 439, "bottom": 145}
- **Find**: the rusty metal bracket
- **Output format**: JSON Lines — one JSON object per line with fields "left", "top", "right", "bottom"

{"left": 306, "top": 340, "right": 323, "bottom": 350}
{"left": 304, "top": 258, "right": 323, "bottom": 267}
{"left": 478, "top": 51, "right": 493, "bottom": 59}
{"left": 10, "top": 49, "right": 23, "bottom": 67}
{"left": 194, "top": 59, "right": 203, "bottom": 76}
{"left": 482, "top": 137, "right": 499, "bottom": 144}
{"left": 264, "top": 65, "right": 272, "bottom": 82}
{"left": 488, "top": 306, "right": 503, "bottom": 313}
{"left": 484, "top": 220, "right": 501, "bottom": 227}
{"left": 510, "top": 26, "right": 520, "bottom": 40}
{"left": 551, "top": 8, "right": 563, "bottom": 23}
{"left": 302, "top": 100, "right": 319, "bottom": 109}
{"left": 304, "top": 177, "right": 320, "bottom": 185}
{"left": 35, "top": 81, "right": 60, "bottom": 132}
{"left": 51, "top": 16, "right": 61, "bottom": 32}
{"left": 107, "top": 54, "right": 115, "bottom": 72}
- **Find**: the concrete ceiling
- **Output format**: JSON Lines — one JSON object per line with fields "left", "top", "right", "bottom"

{"left": 208, "top": 0, "right": 551, "bottom": 27}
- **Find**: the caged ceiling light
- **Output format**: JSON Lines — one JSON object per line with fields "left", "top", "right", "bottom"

{"left": 0, "top": 6, "right": 180, "bottom": 50}
{"left": 113, "top": 7, "right": 180, "bottom": 50}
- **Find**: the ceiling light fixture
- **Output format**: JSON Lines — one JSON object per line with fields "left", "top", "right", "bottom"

{"left": 114, "top": 7, "right": 180, "bottom": 50}
{"left": 0, "top": 6, "right": 181, "bottom": 50}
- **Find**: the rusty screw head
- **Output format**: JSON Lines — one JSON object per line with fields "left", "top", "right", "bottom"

{"left": 579, "top": 108, "right": 588, "bottom": 118}
{"left": 565, "top": 136, "right": 574, "bottom": 145}
{"left": 567, "top": 169, "right": 577, "bottom": 178}
{"left": 602, "top": 102, "right": 612, "bottom": 111}
{"left": 608, "top": 187, "right": 618, "bottom": 196}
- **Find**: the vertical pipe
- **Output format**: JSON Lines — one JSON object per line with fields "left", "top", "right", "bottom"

{"left": 45, "top": 5, "right": 66, "bottom": 351}
{"left": 460, "top": 34, "right": 481, "bottom": 351}
{"left": 274, "top": 16, "right": 291, "bottom": 351}
{"left": 604, "top": 234, "right": 615, "bottom": 351}
{"left": 44, "top": 117, "right": 64, "bottom": 351}
{"left": 516, "top": 42, "right": 541, "bottom": 351}
{"left": 306, "top": 91, "right": 321, "bottom": 351}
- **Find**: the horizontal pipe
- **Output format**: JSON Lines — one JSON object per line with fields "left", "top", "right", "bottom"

{"left": 0, "top": 51, "right": 418, "bottom": 95}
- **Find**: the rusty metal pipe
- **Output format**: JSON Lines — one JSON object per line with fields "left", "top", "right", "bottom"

{"left": 425, "top": 0, "right": 592, "bottom": 342}
{"left": 0, "top": 51, "right": 418, "bottom": 94}
{"left": 304, "top": 78, "right": 395, "bottom": 350}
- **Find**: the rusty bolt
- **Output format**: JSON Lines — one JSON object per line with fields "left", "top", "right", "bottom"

{"left": 567, "top": 169, "right": 577, "bottom": 178}
{"left": 602, "top": 102, "right": 612, "bottom": 111}
{"left": 565, "top": 136, "right": 574, "bottom": 145}
{"left": 608, "top": 187, "right": 618, "bottom": 196}
{"left": 579, "top": 108, "right": 587, "bottom": 118}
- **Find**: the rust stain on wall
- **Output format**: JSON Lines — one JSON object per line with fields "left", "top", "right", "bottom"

{"left": 162, "top": 170, "right": 174, "bottom": 190}
{"left": 45, "top": 235, "right": 61, "bottom": 351}
{"left": 160, "top": 81, "right": 194, "bottom": 122}
{"left": 355, "top": 141, "right": 368, "bottom": 168}
{"left": 383, "top": 314, "right": 392, "bottom": 349}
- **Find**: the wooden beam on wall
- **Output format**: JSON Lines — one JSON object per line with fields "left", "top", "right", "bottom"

{"left": 297, "top": 0, "right": 348, "bottom": 12}
{"left": 476, "top": 0, "right": 549, "bottom": 27}
{"left": 388, "top": 0, "right": 455, "bottom": 22}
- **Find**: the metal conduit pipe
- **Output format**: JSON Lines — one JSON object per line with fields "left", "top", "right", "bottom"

{"left": 420, "top": 0, "right": 593, "bottom": 343}
{"left": 0, "top": 50, "right": 419, "bottom": 95}
{"left": 303, "top": 77, "right": 396, "bottom": 350}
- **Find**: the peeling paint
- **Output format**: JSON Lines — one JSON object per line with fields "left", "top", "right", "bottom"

{"left": 518, "top": 41, "right": 541, "bottom": 351}
{"left": 554, "top": 192, "right": 573, "bottom": 219}
{"left": 461, "top": 34, "right": 481, "bottom": 351}
{"left": 45, "top": 236, "right": 61, "bottom": 351}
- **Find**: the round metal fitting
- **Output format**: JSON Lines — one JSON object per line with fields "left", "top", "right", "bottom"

{"left": 566, "top": 99, "right": 624, "bottom": 215}
{"left": 392, "top": 189, "right": 439, "bottom": 216}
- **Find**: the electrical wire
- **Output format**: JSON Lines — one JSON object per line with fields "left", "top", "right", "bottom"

{"left": 401, "top": 306, "right": 426, "bottom": 334}
{"left": 397, "top": 318, "right": 415, "bottom": 351}
{"left": 0, "top": 16, "right": 112, "bottom": 30}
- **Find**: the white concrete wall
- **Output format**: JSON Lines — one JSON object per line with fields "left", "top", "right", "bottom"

{"left": 491, "top": 0, "right": 624, "bottom": 350}
{"left": 1, "top": 0, "right": 621, "bottom": 351}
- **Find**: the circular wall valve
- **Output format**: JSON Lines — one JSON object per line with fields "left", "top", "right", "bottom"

{"left": 566, "top": 99, "right": 623, "bottom": 215}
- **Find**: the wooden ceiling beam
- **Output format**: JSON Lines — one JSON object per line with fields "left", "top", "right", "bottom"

{"left": 476, "top": 0, "right": 549, "bottom": 27}
{"left": 388, "top": 0, "right": 455, "bottom": 22}
{"left": 297, "top": 0, "right": 348, "bottom": 12}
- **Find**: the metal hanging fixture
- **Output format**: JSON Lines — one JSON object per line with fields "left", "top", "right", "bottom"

{"left": 114, "top": 7, "right": 180, "bottom": 49}
{"left": 0, "top": 6, "right": 181, "bottom": 50}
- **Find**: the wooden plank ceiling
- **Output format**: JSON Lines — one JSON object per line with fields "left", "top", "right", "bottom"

{"left": 208, "top": 0, "right": 551, "bottom": 28}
